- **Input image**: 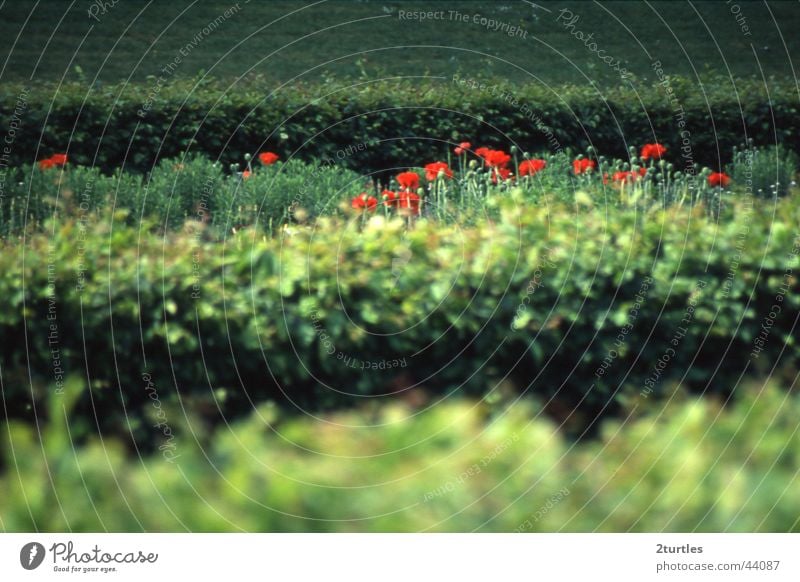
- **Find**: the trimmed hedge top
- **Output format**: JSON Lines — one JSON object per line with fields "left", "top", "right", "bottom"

{"left": 0, "top": 75, "right": 797, "bottom": 174}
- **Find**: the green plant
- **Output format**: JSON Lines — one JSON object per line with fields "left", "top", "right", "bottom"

{"left": 1, "top": 377, "right": 798, "bottom": 532}
{"left": 2, "top": 192, "right": 798, "bottom": 443}
{"left": 729, "top": 143, "right": 799, "bottom": 198}
{"left": 1, "top": 76, "right": 798, "bottom": 175}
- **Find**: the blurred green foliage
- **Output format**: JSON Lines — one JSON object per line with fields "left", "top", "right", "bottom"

{"left": 2, "top": 188, "right": 798, "bottom": 444}
{"left": 1, "top": 377, "right": 798, "bottom": 532}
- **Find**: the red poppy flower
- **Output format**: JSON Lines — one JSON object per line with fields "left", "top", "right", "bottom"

{"left": 424, "top": 161, "right": 453, "bottom": 181}
{"left": 398, "top": 191, "right": 421, "bottom": 214}
{"left": 491, "top": 166, "right": 513, "bottom": 184}
{"left": 519, "top": 159, "right": 547, "bottom": 177}
{"left": 454, "top": 141, "right": 471, "bottom": 156}
{"left": 640, "top": 143, "right": 667, "bottom": 160}
{"left": 474, "top": 146, "right": 491, "bottom": 159}
{"left": 612, "top": 169, "right": 645, "bottom": 183}
{"left": 572, "top": 158, "right": 597, "bottom": 175}
{"left": 396, "top": 171, "right": 420, "bottom": 191}
{"left": 382, "top": 189, "right": 399, "bottom": 208}
{"left": 258, "top": 152, "right": 279, "bottom": 165}
{"left": 38, "top": 153, "right": 68, "bottom": 169}
{"left": 242, "top": 170, "right": 252, "bottom": 180}
{"left": 480, "top": 149, "right": 512, "bottom": 168}
{"left": 352, "top": 193, "right": 378, "bottom": 212}
{"left": 708, "top": 172, "right": 731, "bottom": 187}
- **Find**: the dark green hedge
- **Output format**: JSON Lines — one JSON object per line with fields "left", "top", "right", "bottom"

{"left": 2, "top": 193, "right": 799, "bottom": 446}
{"left": 1, "top": 76, "right": 797, "bottom": 175}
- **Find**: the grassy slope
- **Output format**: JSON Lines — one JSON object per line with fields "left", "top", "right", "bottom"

{"left": 0, "top": 1, "right": 797, "bottom": 85}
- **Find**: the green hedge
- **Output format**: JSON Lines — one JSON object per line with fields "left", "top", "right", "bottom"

{"left": 0, "top": 76, "right": 797, "bottom": 174}
{"left": 2, "top": 192, "right": 799, "bottom": 444}
{"left": 2, "top": 378, "right": 798, "bottom": 532}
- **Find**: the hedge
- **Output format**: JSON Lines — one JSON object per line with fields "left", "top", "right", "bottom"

{"left": 0, "top": 75, "right": 798, "bottom": 175}
{"left": 2, "top": 378, "right": 798, "bottom": 532}
{"left": 2, "top": 191, "right": 799, "bottom": 446}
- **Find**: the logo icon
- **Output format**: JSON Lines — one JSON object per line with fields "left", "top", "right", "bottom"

{"left": 20, "top": 542, "right": 45, "bottom": 570}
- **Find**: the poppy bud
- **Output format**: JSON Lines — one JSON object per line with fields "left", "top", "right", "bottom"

{"left": 244, "top": 153, "right": 252, "bottom": 162}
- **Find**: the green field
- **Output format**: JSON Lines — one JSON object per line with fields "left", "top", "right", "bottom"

{"left": 1, "top": 1, "right": 798, "bottom": 85}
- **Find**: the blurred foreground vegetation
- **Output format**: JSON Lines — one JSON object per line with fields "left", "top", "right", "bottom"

{"left": 1, "top": 378, "right": 798, "bottom": 532}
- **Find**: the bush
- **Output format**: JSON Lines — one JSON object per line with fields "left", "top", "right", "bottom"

{"left": 2, "top": 191, "right": 799, "bottom": 443}
{"left": 0, "top": 156, "right": 367, "bottom": 237}
{"left": 1, "top": 76, "right": 798, "bottom": 175}
{"left": 729, "top": 143, "right": 799, "bottom": 198}
{"left": 1, "top": 378, "right": 798, "bottom": 532}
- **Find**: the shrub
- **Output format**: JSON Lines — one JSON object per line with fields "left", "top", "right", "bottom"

{"left": 2, "top": 192, "right": 798, "bottom": 443}
{"left": 1, "top": 378, "right": 798, "bottom": 532}
{"left": 1, "top": 76, "right": 798, "bottom": 175}
{"left": 0, "top": 156, "right": 365, "bottom": 237}
{"left": 728, "top": 143, "right": 799, "bottom": 198}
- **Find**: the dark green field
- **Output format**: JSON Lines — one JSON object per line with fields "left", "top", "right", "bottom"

{"left": 1, "top": 0, "right": 798, "bottom": 85}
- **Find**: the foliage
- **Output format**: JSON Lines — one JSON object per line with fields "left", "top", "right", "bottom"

{"left": 0, "top": 156, "right": 364, "bottom": 237}
{"left": 728, "top": 143, "right": 799, "bottom": 198}
{"left": 2, "top": 191, "right": 799, "bottom": 443}
{"left": 2, "top": 142, "right": 792, "bottom": 238}
{"left": 1, "top": 377, "right": 798, "bottom": 532}
{"left": 1, "top": 76, "right": 798, "bottom": 175}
